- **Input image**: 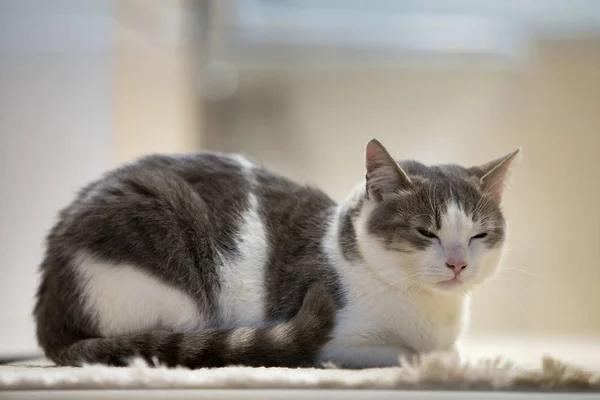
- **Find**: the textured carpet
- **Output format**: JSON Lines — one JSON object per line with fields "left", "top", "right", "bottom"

{"left": 1, "top": 352, "right": 599, "bottom": 392}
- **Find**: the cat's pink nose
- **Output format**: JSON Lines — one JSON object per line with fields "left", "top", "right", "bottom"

{"left": 446, "top": 260, "right": 467, "bottom": 275}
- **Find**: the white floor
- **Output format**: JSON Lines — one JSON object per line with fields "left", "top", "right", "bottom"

{"left": 3, "top": 390, "right": 600, "bottom": 400}
{"left": 2, "top": 337, "right": 599, "bottom": 399}
{"left": 459, "top": 336, "right": 600, "bottom": 370}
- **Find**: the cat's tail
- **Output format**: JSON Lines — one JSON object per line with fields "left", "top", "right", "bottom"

{"left": 53, "top": 283, "right": 336, "bottom": 368}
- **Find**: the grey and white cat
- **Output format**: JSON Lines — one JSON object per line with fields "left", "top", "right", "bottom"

{"left": 34, "top": 139, "right": 519, "bottom": 369}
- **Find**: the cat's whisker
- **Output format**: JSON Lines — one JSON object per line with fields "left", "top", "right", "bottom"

{"left": 494, "top": 274, "right": 518, "bottom": 286}
{"left": 505, "top": 268, "right": 547, "bottom": 281}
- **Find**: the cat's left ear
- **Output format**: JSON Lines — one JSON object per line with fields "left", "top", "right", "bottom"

{"left": 365, "top": 138, "right": 411, "bottom": 201}
{"left": 471, "top": 148, "right": 521, "bottom": 202}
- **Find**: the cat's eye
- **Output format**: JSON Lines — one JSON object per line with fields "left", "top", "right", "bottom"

{"left": 471, "top": 233, "right": 488, "bottom": 240}
{"left": 417, "top": 229, "right": 438, "bottom": 239}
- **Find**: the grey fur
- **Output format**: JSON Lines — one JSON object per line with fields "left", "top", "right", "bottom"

{"left": 338, "top": 198, "right": 363, "bottom": 262}
{"left": 252, "top": 168, "right": 346, "bottom": 320}
{"left": 34, "top": 153, "right": 342, "bottom": 368}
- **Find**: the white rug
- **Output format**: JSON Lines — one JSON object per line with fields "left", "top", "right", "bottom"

{"left": 1, "top": 351, "right": 599, "bottom": 392}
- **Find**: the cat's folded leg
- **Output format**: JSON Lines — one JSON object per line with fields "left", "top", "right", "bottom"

{"left": 319, "top": 345, "right": 415, "bottom": 369}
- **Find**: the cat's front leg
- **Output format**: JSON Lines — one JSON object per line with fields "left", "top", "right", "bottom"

{"left": 319, "top": 345, "right": 415, "bottom": 369}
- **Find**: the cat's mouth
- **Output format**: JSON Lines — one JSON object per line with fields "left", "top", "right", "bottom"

{"left": 436, "top": 277, "right": 462, "bottom": 289}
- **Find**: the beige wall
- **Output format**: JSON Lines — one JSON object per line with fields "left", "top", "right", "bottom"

{"left": 113, "top": 0, "right": 204, "bottom": 164}
{"left": 206, "top": 41, "right": 600, "bottom": 339}
{"left": 0, "top": 0, "right": 113, "bottom": 357}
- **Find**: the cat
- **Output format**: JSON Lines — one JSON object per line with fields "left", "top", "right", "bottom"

{"left": 34, "top": 138, "right": 519, "bottom": 369}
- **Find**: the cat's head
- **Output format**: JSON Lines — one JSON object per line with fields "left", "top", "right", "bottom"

{"left": 354, "top": 139, "right": 520, "bottom": 293}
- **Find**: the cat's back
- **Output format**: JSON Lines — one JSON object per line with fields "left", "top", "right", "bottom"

{"left": 126, "top": 152, "right": 338, "bottom": 244}
{"left": 44, "top": 150, "right": 337, "bottom": 288}
{"left": 108, "top": 151, "right": 332, "bottom": 213}
{"left": 51, "top": 151, "right": 336, "bottom": 271}
{"left": 62, "top": 151, "right": 330, "bottom": 239}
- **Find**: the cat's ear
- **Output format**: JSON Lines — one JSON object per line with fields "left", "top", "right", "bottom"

{"left": 365, "top": 138, "right": 411, "bottom": 201}
{"left": 472, "top": 148, "right": 521, "bottom": 202}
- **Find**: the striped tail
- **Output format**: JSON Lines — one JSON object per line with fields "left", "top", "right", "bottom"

{"left": 54, "top": 283, "right": 336, "bottom": 368}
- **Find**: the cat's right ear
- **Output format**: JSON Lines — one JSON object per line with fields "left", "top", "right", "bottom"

{"left": 471, "top": 148, "right": 521, "bottom": 202}
{"left": 365, "top": 139, "right": 411, "bottom": 201}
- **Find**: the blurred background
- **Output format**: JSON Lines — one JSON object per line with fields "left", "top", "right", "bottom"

{"left": 1, "top": 0, "right": 599, "bottom": 364}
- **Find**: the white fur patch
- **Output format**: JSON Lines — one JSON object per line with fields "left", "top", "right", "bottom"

{"left": 320, "top": 197, "right": 467, "bottom": 368}
{"left": 217, "top": 193, "right": 268, "bottom": 327}
{"left": 267, "top": 323, "right": 293, "bottom": 345}
{"left": 75, "top": 253, "right": 204, "bottom": 337}
{"left": 438, "top": 202, "right": 476, "bottom": 245}
{"left": 226, "top": 327, "right": 256, "bottom": 350}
